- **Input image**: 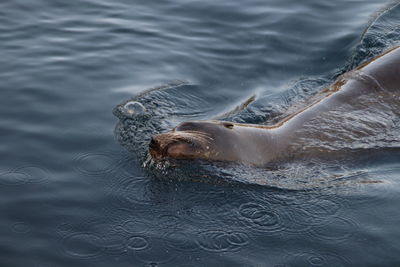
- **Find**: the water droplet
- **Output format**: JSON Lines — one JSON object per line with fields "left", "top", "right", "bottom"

{"left": 123, "top": 101, "right": 146, "bottom": 116}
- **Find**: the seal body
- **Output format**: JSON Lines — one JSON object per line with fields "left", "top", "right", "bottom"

{"left": 149, "top": 46, "right": 400, "bottom": 166}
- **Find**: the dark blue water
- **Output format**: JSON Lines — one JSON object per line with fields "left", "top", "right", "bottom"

{"left": 1, "top": 0, "right": 400, "bottom": 266}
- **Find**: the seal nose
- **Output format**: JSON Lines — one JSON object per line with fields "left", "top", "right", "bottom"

{"left": 149, "top": 137, "right": 159, "bottom": 150}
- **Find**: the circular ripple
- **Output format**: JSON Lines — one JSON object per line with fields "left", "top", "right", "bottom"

{"left": 294, "top": 194, "right": 345, "bottom": 221}
{"left": 118, "top": 177, "right": 154, "bottom": 205}
{"left": 119, "top": 219, "right": 151, "bottom": 235}
{"left": 177, "top": 204, "right": 214, "bottom": 225}
{"left": 308, "top": 255, "right": 325, "bottom": 266}
{"left": 238, "top": 203, "right": 282, "bottom": 233}
{"left": 281, "top": 206, "right": 326, "bottom": 231}
{"left": 163, "top": 231, "right": 199, "bottom": 252}
{"left": 102, "top": 233, "right": 128, "bottom": 255}
{"left": 12, "top": 222, "right": 31, "bottom": 234}
{"left": 133, "top": 237, "right": 175, "bottom": 264}
{"left": 306, "top": 198, "right": 342, "bottom": 217}
{"left": 17, "top": 166, "right": 49, "bottom": 183}
{"left": 285, "top": 250, "right": 348, "bottom": 267}
{"left": 0, "top": 171, "right": 29, "bottom": 185}
{"left": 63, "top": 233, "right": 104, "bottom": 258}
{"left": 196, "top": 230, "right": 249, "bottom": 252}
{"left": 308, "top": 216, "right": 357, "bottom": 243}
{"left": 56, "top": 223, "right": 77, "bottom": 236}
{"left": 156, "top": 214, "right": 184, "bottom": 230}
{"left": 74, "top": 152, "right": 119, "bottom": 175}
{"left": 126, "top": 236, "right": 149, "bottom": 251}
{"left": 0, "top": 166, "right": 48, "bottom": 186}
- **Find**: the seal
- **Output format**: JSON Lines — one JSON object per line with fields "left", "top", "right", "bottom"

{"left": 149, "top": 46, "right": 400, "bottom": 166}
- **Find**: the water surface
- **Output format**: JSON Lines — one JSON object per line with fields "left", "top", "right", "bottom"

{"left": 1, "top": 0, "right": 400, "bottom": 266}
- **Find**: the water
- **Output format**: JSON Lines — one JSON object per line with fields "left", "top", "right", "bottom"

{"left": 1, "top": 0, "right": 400, "bottom": 266}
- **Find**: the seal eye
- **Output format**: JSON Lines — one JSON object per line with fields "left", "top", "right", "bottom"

{"left": 222, "top": 122, "right": 234, "bottom": 129}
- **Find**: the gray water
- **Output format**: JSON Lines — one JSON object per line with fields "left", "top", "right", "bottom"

{"left": 1, "top": 0, "right": 400, "bottom": 266}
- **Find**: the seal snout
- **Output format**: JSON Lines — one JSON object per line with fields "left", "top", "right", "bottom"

{"left": 149, "top": 136, "right": 159, "bottom": 150}
{"left": 149, "top": 131, "right": 209, "bottom": 160}
{"left": 148, "top": 133, "right": 183, "bottom": 159}
{"left": 148, "top": 134, "right": 166, "bottom": 159}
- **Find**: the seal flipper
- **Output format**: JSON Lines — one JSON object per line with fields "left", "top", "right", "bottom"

{"left": 213, "top": 95, "right": 256, "bottom": 120}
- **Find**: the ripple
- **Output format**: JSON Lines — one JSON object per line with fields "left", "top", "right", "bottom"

{"left": 284, "top": 250, "right": 348, "bottom": 267}
{"left": 118, "top": 219, "right": 151, "bottom": 235}
{"left": 133, "top": 237, "right": 175, "bottom": 264}
{"left": 117, "top": 177, "right": 154, "bottom": 205}
{"left": 126, "top": 236, "right": 149, "bottom": 251}
{"left": 308, "top": 216, "right": 357, "bottom": 243}
{"left": 237, "top": 202, "right": 282, "bottom": 233}
{"left": 308, "top": 255, "right": 325, "bottom": 266}
{"left": 0, "top": 166, "right": 48, "bottom": 186}
{"left": 253, "top": 191, "right": 348, "bottom": 234}
{"left": 157, "top": 214, "right": 183, "bottom": 230}
{"left": 163, "top": 231, "right": 199, "bottom": 252}
{"left": 177, "top": 203, "right": 235, "bottom": 230}
{"left": 62, "top": 233, "right": 104, "bottom": 259}
{"left": 304, "top": 197, "right": 342, "bottom": 217}
{"left": 17, "top": 166, "right": 49, "bottom": 183}
{"left": 12, "top": 222, "right": 31, "bottom": 234}
{"left": 74, "top": 152, "right": 121, "bottom": 175}
{"left": 279, "top": 195, "right": 345, "bottom": 230}
{"left": 280, "top": 206, "right": 326, "bottom": 231}
{"left": 0, "top": 171, "right": 29, "bottom": 185}
{"left": 102, "top": 233, "right": 128, "bottom": 255}
{"left": 56, "top": 217, "right": 133, "bottom": 257}
{"left": 100, "top": 208, "right": 155, "bottom": 241}
{"left": 56, "top": 222, "right": 77, "bottom": 236}
{"left": 196, "top": 230, "right": 249, "bottom": 252}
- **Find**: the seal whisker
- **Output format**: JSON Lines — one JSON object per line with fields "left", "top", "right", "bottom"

{"left": 167, "top": 131, "right": 213, "bottom": 147}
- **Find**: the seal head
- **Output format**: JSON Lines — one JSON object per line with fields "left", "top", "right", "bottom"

{"left": 149, "top": 120, "right": 240, "bottom": 162}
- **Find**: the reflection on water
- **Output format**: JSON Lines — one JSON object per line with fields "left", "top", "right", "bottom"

{"left": 1, "top": 0, "right": 400, "bottom": 266}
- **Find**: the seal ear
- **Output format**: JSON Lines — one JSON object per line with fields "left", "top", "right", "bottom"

{"left": 222, "top": 122, "right": 234, "bottom": 129}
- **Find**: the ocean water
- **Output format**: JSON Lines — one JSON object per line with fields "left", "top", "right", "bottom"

{"left": 1, "top": 0, "right": 400, "bottom": 266}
